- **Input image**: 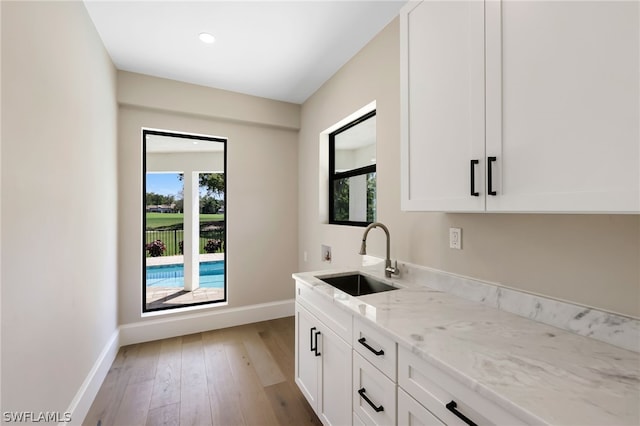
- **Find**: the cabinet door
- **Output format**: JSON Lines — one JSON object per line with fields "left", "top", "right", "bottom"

{"left": 318, "top": 325, "right": 352, "bottom": 426}
{"left": 401, "top": 0, "right": 485, "bottom": 212}
{"left": 295, "top": 304, "right": 320, "bottom": 410}
{"left": 485, "top": 1, "right": 640, "bottom": 212}
{"left": 398, "top": 387, "right": 444, "bottom": 426}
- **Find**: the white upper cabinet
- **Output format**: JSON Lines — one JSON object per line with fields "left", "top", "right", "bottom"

{"left": 401, "top": 0, "right": 640, "bottom": 213}
{"left": 401, "top": 0, "right": 486, "bottom": 212}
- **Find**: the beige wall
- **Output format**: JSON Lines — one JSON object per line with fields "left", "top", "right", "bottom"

{"left": 298, "top": 18, "right": 640, "bottom": 318}
{"left": 118, "top": 73, "right": 300, "bottom": 325}
{"left": 1, "top": 0, "right": 118, "bottom": 415}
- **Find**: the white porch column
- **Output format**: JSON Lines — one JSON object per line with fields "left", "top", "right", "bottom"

{"left": 183, "top": 171, "right": 200, "bottom": 291}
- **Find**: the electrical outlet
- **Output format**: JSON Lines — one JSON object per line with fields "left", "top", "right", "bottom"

{"left": 303, "top": 251, "right": 308, "bottom": 262}
{"left": 449, "top": 228, "right": 462, "bottom": 250}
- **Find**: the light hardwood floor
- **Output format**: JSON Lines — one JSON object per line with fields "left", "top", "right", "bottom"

{"left": 84, "top": 317, "right": 323, "bottom": 426}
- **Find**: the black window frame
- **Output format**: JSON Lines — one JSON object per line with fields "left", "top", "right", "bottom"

{"left": 142, "top": 129, "right": 228, "bottom": 313}
{"left": 328, "top": 110, "right": 376, "bottom": 227}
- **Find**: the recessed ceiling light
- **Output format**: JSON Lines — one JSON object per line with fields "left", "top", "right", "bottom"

{"left": 199, "top": 32, "right": 215, "bottom": 44}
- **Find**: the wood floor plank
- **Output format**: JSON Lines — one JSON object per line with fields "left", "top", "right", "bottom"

{"left": 180, "top": 338, "right": 213, "bottom": 426}
{"left": 240, "top": 324, "right": 287, "bottom": 387}
{"left": 129, "top": 340, "right": 162, "bottom": 385}
{"left": 264, "top": 381, "right": 324, "bottom": 426}
{"left": 85, "top": 344, "right": 141, "bottom": 426}
{"left": 84, "top": 317, "right": 320, "bottom": 426}
{"left": 224, "top": 340, "right": 280, "bottom": 426}
{"left": 258, "top": 320, "right": 296, "bottom": 381}
{"left": 113, "top": 379, "right": 154, "bottom": 426}
{"left": 146, "top": 402, "right": 180, "bottom": 426}
{"left": 181, "top": 332, "right": 202, "bottom": 344}
{"left": 202, "top": 330, "right": 246, "bottom": 426}
{"left": 149, "top": 336, "right": 182, "bottom": 410}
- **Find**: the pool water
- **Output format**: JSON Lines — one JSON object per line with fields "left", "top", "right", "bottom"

{"left": 146, "top": 261, "right": 224, "bottom": 288}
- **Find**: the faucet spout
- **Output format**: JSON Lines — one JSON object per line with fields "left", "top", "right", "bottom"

{"left": 359, "top": 222, "right": 398, "bottom": 278}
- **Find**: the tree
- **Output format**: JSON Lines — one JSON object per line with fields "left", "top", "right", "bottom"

{"left": 178, "top": 173, "right": 225, "bottom": 198}
{"left": 200, "top": 196, "right": 221, "bottom": 214}
{"left": 367, "top": 172, "right": 376, "bottom": 222}
{"left": 145, "top": 192, "right": 175, "bottom": 206}
{"left": 333, "top": 179, "right": 350, "bottom": 221}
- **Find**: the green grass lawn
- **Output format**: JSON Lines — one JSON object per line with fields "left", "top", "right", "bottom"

{"left": 146, "top": 212, "right": 224, "bottom": 229}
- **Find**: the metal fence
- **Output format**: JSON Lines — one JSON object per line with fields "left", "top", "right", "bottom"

{"left": 145, "top": 225, "right": 225, "bottom": 257}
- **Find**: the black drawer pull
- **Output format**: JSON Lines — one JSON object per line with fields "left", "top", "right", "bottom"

{"left": 445, "top": 401, "right": 477, "bottom": 426}
{"left": 487, "top": 156, "right": 497, "bottom": 196}
{"left": 470, "top": 159, "right": 479, "bottom": 196}
{"left": 309, "top": 327, "right": 316, "bottom": 352}
{"left": 358, "top": 337, "right": 384, "bottom": 356}
{"left": 358, "top": 387, "right": 384, "bottom": 412}
{"left": 313, "top": 330, "right": 321, "bottom": 357}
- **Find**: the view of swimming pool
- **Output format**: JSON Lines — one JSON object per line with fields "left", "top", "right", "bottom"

{"left": 146, "top": 261, "right": 224, "bottom": 288}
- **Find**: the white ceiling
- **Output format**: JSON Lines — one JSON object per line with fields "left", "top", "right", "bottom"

{"left": 83, "top": 0, "right": 407, "bottom": 104}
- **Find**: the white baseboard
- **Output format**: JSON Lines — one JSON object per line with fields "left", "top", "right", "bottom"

{"left": 119, "top": 299, "right": 295, "bottom": 346}
{"left": 63, "top": 329, "right": 120, "bottom": 426}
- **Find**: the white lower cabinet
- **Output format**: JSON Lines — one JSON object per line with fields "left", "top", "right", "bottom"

{"left": 295, "top": 303, "right": 352, "bottom": 426}
{"left": 398, "top": 346, "right": 528, "bottom": 425}
{"left": 295, "top": 282, "right": 533, "bottom": 425}
{"left": 353, "top": 351, "right": 397, "bottom": 426}
{"left": 398, "top": 387, "right": 444, "bottom": 426}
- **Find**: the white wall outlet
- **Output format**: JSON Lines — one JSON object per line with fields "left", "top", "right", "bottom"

{"left": 449, "top": 228, "right": 462, "bottom": 250}
{"left": 321, "top": 245, "right": 332, "bottom": 262}
{"left": 303, "top": 251, "right": 308, "bottom": 262}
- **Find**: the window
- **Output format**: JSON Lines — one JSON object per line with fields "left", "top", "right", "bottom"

{"left": 143, "top": 129, "right": 227, "bottom": 313}
{"left": 329, "top": 110, "right": 376, "bottom": 226}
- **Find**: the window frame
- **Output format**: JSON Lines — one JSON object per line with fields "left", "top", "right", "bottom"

{"left": 142, "top": 129, "right": 228, "bottom": 313}
{"left": 328, "top": 110, "right": 377, "bottom": 227}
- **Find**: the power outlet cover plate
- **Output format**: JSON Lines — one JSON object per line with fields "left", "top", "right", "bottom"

{"left": 449, "top": 228, "right": 462, "bottom": 250}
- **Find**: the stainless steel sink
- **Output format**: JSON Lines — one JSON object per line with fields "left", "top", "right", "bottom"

{"left": 318, "top": 273, "right": 398, "bottom": 296}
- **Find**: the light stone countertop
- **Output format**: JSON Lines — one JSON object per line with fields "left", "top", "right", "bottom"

{"left": 292, "top": 268, "right": 640, "bottom": 426}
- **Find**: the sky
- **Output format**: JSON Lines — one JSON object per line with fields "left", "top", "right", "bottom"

{"left": 146, "top": 173, "right": 221, "bottom": 198}
{"left": 146, "top": 173, "right": 183, "bottom": 197}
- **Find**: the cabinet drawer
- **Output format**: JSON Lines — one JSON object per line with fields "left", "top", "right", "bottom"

{"left": 353, "top": 317, "right": 397, "bottom": 381}
{"left": 398, "top": 387, "right": 444, "bottom": 426}
{"left": 398, "top": 346, "right": 528, "bottom": 425}
{"left": 353, "top": 351, "right": 396, "bottom": 426}
{"left": 296, "top": 281, "right": 352, "bottom": 342}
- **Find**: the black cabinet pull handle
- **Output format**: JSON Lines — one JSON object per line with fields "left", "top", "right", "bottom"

{"left": 309, "top": 327, "right": 316, "bottom": 352}
{"left": 358, "top": 337, "right": 384, "bottom": 356}
{"left": 358, "top": 388, "right": 384, "bottom": 412}
{"left": 487, "top": 156, "right": 497, "bottom": 196}
{"left": 470, "top": 159, "right": 479, "bottom": 196}
{"left": 446, "top": 401, "right": 477, "bottom": 426}
{"left": 313, "top": 331, "right": 321, "bottom": 357}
